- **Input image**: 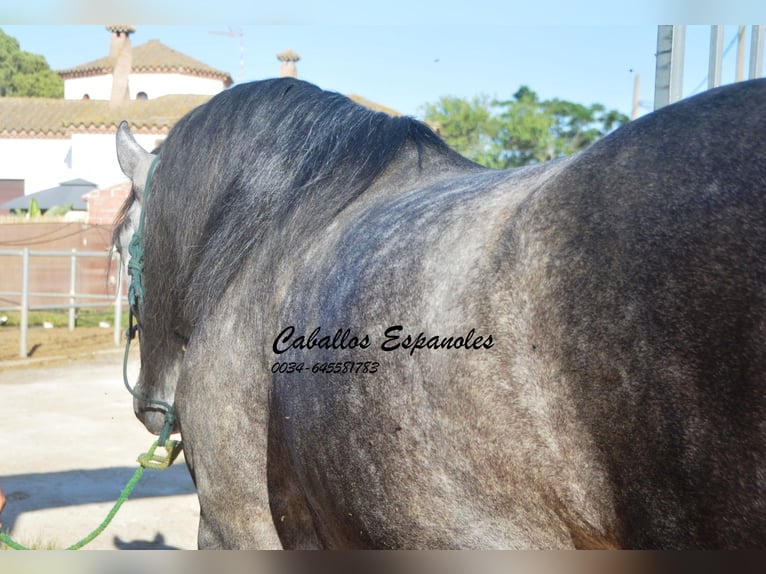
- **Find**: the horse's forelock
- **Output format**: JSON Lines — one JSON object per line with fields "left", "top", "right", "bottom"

{"left": 112, "top": 187, "right": 138, "bottom": 254}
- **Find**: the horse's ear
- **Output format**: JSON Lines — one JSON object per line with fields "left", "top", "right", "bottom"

{"left": 116, "top": 121, "right": 152, "bottom": 182}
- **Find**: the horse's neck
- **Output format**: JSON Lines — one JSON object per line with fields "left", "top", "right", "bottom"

{"left": 367, "top": 141, "right": 486, "bottom": 200}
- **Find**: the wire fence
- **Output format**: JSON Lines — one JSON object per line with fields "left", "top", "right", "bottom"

{"left": 0, "top": 247, "right": 126, "bottom": 358}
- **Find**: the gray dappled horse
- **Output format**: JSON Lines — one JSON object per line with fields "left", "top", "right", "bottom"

{"left": 114, "top": 77, "right": 766, "bottom": 549}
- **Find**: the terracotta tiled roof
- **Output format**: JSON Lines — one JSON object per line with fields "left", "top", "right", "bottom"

{"left": 0, "top": 94, "right": 212, "bottom": 138}
{"left": 58, "top": 39, "right": 233, "bottom": 87}
{"left": 0, "top": 91, "right": 402, "bottom": 138}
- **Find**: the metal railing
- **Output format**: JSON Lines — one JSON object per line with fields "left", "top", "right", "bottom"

{"left": 655, "top": 25, "right": 765, "bottom": 110}
{"left": 0, "top": 247, "right": 126, "bottom": 358}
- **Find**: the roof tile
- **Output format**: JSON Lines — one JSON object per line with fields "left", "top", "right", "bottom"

{"left": 59, "top": 39, "right": 233, "bottom": 86}
{"left": 0, "top": 94, "right": 212, "bottom": 137}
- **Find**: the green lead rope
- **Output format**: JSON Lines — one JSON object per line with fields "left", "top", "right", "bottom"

{"left": 0, "top": 322, "right": 181, "bottom": 550}
{"left": 0, "top": 439, "right": 182, "bottom": 550}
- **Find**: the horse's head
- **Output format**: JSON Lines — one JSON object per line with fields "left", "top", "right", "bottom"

{"left": 114, "top": 121, "right": 182, "bottom": 436}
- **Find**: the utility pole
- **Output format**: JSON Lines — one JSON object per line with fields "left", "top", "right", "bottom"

{"left": 708, "top": 25, "right": 724, "bottom": 89}
{"left": 632, "top": 73, "right": 641, "bottom": 120}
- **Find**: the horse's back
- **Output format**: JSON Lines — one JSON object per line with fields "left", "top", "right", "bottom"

{"left": 270, "top": 80, "right": 766, "bottom": 548}
{"left": 517, "top": 78, "right": 766, "bottom": 547}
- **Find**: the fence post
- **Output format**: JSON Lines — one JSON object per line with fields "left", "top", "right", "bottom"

{"left": 69, "top": 248, "right": 77, "bottom": 331}
{"left": 19, "top": 247, "right": 29, "bottom": 358}
{"left": 114, "top": 279, "right": 122, "bottom": 347}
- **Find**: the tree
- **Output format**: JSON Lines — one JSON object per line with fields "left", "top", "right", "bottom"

{"left": 0, "top": 28, "right": 63, "bottom": 98}
{"left": 421, "top": 95, "right": 502, "bottom": 168}
{"left": 422, "top": 86, "right": 629, "bottom": 169}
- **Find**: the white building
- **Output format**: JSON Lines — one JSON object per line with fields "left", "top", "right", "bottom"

{"left": 0, "top": 26, "right": 232, "bottom": 212}
{"left": 59, "top": 26, "right": 232, "bottom": 102}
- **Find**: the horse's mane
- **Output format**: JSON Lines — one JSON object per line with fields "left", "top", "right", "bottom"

{"left": 127, "top": 78, "right": 455, "bottom": 326}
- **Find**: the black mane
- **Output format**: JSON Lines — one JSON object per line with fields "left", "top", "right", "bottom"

{"left": 128, "top": 78, "right": 454, "bottom": 325}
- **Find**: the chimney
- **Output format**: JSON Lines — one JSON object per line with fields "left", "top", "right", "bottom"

{"left": 277, "top": 49, "right": 300, "bottom": 78}
{"left": 107, "top": 25, "right": 135, "bottom": 107}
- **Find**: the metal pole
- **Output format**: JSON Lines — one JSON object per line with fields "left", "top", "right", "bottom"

{"left": 654, "top": 25, "right": 686, "bottom": 110}
{"left": 670, "top": 25, "right": 685, "bottom": 103}
{"left": 632, "top": 73, "right": 641, "bottom": 120}
{"left": 708, "top": 25, "right": 724, "bottom": 89}
{"left": 114, "top": 269, "right": 123, "bottom": 347}
{"left": 69, "top": 248, "right": 77, "bottom": 331}
{"left": 750, "top": 25, "right": 765, "bottom": 79}
{"left": 19, "top": 248, "right": 29, "bottom": 358}
{"left": 736, "top": 25, "right": 746, "bottom": 81}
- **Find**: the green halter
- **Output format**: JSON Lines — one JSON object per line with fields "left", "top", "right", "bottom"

{"left": 126, "top": 154, "right": 160, "bottom": 315}
{"left": 122, "top": 154, "right": 177, "bottom": 445}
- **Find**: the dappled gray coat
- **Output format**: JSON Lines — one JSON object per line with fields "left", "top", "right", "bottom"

{"left": 115, "top": 77, "right": 766, "bottom": 549}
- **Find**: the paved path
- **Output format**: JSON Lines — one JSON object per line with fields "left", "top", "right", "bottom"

{"left": 0, "top": 351, "right": 199, "bottom": 550}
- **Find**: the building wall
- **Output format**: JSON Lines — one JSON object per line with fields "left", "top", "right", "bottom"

{"left": 86, "top": 181, "right": 130, "bottom": 225}
{"left": 64, "top": 75, "right": 113, "bottom": 100}
{"left": 0, "top": 131, "right": 162, "bottom": 199}
{"left": 0, "top": 180, "right": 24, "bottom": 213}
{"left": 70, "top": 132, "right": 165, "bottom": 191}
{"left": 0, "top": 138, "right": 73, "bottom": 196}
{"left": 128, "top": 73, "right": 225, "bottom": 99}
{"left": 65, "top": 72, "right": 225, "bottom": 101}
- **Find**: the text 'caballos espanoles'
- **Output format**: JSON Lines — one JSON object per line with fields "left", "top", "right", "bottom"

{"left": 272, "top": 325, "right": 494, "bottom": 356}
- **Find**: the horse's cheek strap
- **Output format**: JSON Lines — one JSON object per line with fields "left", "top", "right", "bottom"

{"left": 126, "top": 154, "right": 160, "bottom": 314}
{"left": 122, "top": 154, "right": 175, "bottom": 445}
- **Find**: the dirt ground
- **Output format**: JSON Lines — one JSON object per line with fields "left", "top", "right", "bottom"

{"left": 0, "top": 326, "right": 122, "bottom": 367}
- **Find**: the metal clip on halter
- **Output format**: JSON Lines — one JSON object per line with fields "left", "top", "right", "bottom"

{"left": 138, "top": 439, "right": 183, "bottom": 470}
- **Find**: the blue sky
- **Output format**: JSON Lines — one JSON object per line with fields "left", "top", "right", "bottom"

{"left": 2, "top": 2, "right": 765, "bottom": 120}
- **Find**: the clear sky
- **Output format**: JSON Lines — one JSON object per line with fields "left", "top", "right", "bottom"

{"left": 2, "top": 2, "right": 765, "bottom": 120}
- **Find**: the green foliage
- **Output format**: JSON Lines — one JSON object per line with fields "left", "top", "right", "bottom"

{"left": 43, "top": 203, "right": 73, "bottom": 217}
{"left": 0, "top": 28, "right": 63, "bottom": 98}
{"left": 422, "top": 86, "right": 629, "bottom": 168}
{"left": 7, "top": 201, "right": 71, "bottom": 219}
{"left": 27, "top": 197, "right": 42, "bottom": 217}
{"left": 421, "top": 95, "right": 502, "bottom": 168}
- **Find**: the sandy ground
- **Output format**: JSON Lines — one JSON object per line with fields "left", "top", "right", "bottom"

{"left": 0, "top": 326, "right": 121, "bottom": 366}
{"left": 0, "top": 340, "right": 200, "bottom": 550}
